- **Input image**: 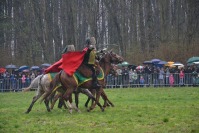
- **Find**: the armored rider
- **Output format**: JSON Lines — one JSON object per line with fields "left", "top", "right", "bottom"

{"left": 83, "top": 37, "right": 101, "bottom": 89}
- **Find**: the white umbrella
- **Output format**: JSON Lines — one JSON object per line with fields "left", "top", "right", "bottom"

{"left": 171, "top": 62, "right": 184, "bottom": 69}
{"left": 193, "top": 61, "right": 199, "bottom": 64}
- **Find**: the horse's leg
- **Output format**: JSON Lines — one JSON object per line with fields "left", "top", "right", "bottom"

{"left": 101, "top": 90, "right": 114, "bottom": 107}
{"left": 84, "top": 98, "right": 90, "bottom": 108}
{"left": 80, "top": 89, "right": 93, "bottom": 108}
{"left": 62, "top": 89, "right": 74, "bottom": 114}
{"left": 74, "top": 90, "right": 79, "bottom": 108}
{"left": 50, "top": 93, "right": 62, "bottom": 110}
{"left": 88, "top": 88, "right": 104, "bottom": 112}
{"left": 25, "top": 94, "right": 41, "bottom": 113}
{"left": 67, "top": 93, "right": 80, "bottom": 113}
{"left": 40, "top": 87, "right": 52, "bottom": 112}
{"left": 44, "top": 98, "right": 51, "bottom": 112}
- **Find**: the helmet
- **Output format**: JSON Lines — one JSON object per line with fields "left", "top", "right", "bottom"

{"left": 86, "top": 38, "right": 91, "bottom": 45}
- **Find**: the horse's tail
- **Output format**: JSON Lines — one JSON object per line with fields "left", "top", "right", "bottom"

{"left": 40, "top": 71, "right": 62, "bottom": 103}
{"left": 22, "top": 75, "right": 42, "bottom": 92}
{"left": 22, "top": 86, "right": 31, "bottom": 92}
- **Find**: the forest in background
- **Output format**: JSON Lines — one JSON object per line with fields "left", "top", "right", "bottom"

{"left": 0, "top": 0, "right": 199, "bottom": 67}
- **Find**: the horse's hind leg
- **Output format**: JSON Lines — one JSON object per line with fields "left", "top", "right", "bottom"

{"left": 87, "top": 88, "right": 104, "bottom": 112}
{"left": 62, "top": 89, "right": 74, "bottom": 114}
{"left": 44, "top": 98, "right": 51, "bottom": 112}
{"left": 25, "top": 95, "right": 40, "bottom": 114}
{"left": 50, "top": 93, "right": 62, "bottom": 110}
{"left": 101, "top": 90, "right": 114, "bottom": 107}
{"left": 84, "top": 98, "right": 91, "bottom": 108}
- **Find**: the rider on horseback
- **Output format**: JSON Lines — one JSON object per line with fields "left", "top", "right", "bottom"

{"left": 83, "top": 37, "right": 101, "bottom": 89}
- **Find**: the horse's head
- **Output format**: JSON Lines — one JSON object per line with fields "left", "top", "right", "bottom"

{"left": 108, "top": 50, "right": 124, "bottom": 64}
{"left": 110, "top": 64, "right": 118, "bottom": 76}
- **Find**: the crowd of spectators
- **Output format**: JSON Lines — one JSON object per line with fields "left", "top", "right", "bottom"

{"left": 0, "top": 69, "right": 43, "bottom": 92}
{"left": 106, "top": 64, "right": 199, "bottom": 88}
{"left": 0, "top": 63, "right": 199, "bottom": 92}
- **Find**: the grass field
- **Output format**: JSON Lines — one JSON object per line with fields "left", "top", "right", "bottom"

{"left": 0, "top": 87, "right": 199, "bottom": 133}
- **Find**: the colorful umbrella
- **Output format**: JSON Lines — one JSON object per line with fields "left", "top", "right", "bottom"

{"left": 0, "top": 68, "right": 6, "bottom": 73}
{"left": 165, "top": 61, "right": 174, "bottom": 67}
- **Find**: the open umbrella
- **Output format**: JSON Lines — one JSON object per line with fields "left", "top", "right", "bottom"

{"left": 30, "top": 66, "right": 40, "bottom": 70}
{"left": 165, "top": 61, "right": 174, "bottom": 67}
{"left": 143, "top": 61, "right": 152, "bottom": 64}
{"left": 41, "top": 63, "right": 51, "bottom": 67}
{"left": 151, "top": 59, "right": 161, "bottom": 64}
{"left": 18, "top": 65, "right": 29, "bottom": 72}
{"left": 5, "top": 64, "right": 17, "bottom": 69}
{"left": 193, "top": 61, "right": 199, "bottom": 65}
{"left": 136, "top": 65, "right": 144, "bottom": 70}
{"left": 172, "top": 62, "right": 183, "bottom": 66}
{"left": 171, "top": 62, "right": 184, "bottom": 69}
{"left": 187, "top": 56, "right": 199, "bottom": 64}
{"left": 158, "top": 61, "right": 167, "bottom": 65}
{"left": 0, "top": 68, "right": 6, "bottom": 73}
{"left": 155, "top": 61, "right": 167, "bottom": 68}
{"left": 23, "top": 69, "right": 30, "bottom": 72}
{"left": 118, "top": 61, "right": 129, "bottom": 67}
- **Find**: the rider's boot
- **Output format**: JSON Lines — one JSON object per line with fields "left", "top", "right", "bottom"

{"left": 92, "top": 73, "right": 101, "bottom": 89}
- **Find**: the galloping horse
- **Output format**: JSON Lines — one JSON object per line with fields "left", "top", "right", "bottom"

{"left": 24, "top": 63, "right": 118, "bottom": 113}
{"left": 24, "top": 72, "right": 90, "bottom": 113}
{"left": 41, "top": 50, "right": 124, "bottom": 112}
{"left": 75, "top": 63, "right": 119, "bottom": 109}
{"left": 52, "top": 63, "right": 119, "bottom": 110}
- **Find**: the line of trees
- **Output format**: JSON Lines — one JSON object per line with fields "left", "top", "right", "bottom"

{"left": 0, "top": 0, "right": 199, "bottom": 66}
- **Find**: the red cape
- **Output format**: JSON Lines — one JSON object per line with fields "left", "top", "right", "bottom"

{"left": 60, "top": 51, "right": 86, "bottom": 76}
{"left": 44, "top": 58, "right": 63, "bottom": 73}
{"left": 44, "top": 49, "right": 88, "bottom": 75}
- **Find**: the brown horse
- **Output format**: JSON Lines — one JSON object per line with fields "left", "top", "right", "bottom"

{"left": 41, "top": 50, "right": 124, "bottom": 112}
{"left": 53, "top": 63, "right": 119, "bottom": 110}
{"left": 76, "top": 63, "right": 119, "bottom": 108}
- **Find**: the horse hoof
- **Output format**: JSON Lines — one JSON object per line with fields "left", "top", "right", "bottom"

{"left": 87, "top": 109, "right": 90, "bottom": 112}
{"left": 101, "top": 108, "right": 105, "bottom": 112}
{"left": 25, "top": 111, "right": 29, "bottom": 114}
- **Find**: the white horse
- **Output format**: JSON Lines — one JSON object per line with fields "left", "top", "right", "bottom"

{"left": 22, "top": 75, "right": 43, "bottom": 91}
{"left": 23, "top": 73, "right": 94, "bottom": 113}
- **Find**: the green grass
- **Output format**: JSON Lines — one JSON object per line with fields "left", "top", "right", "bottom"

{"left": 0, "top": 87, "right": 199, "bottom": 133}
